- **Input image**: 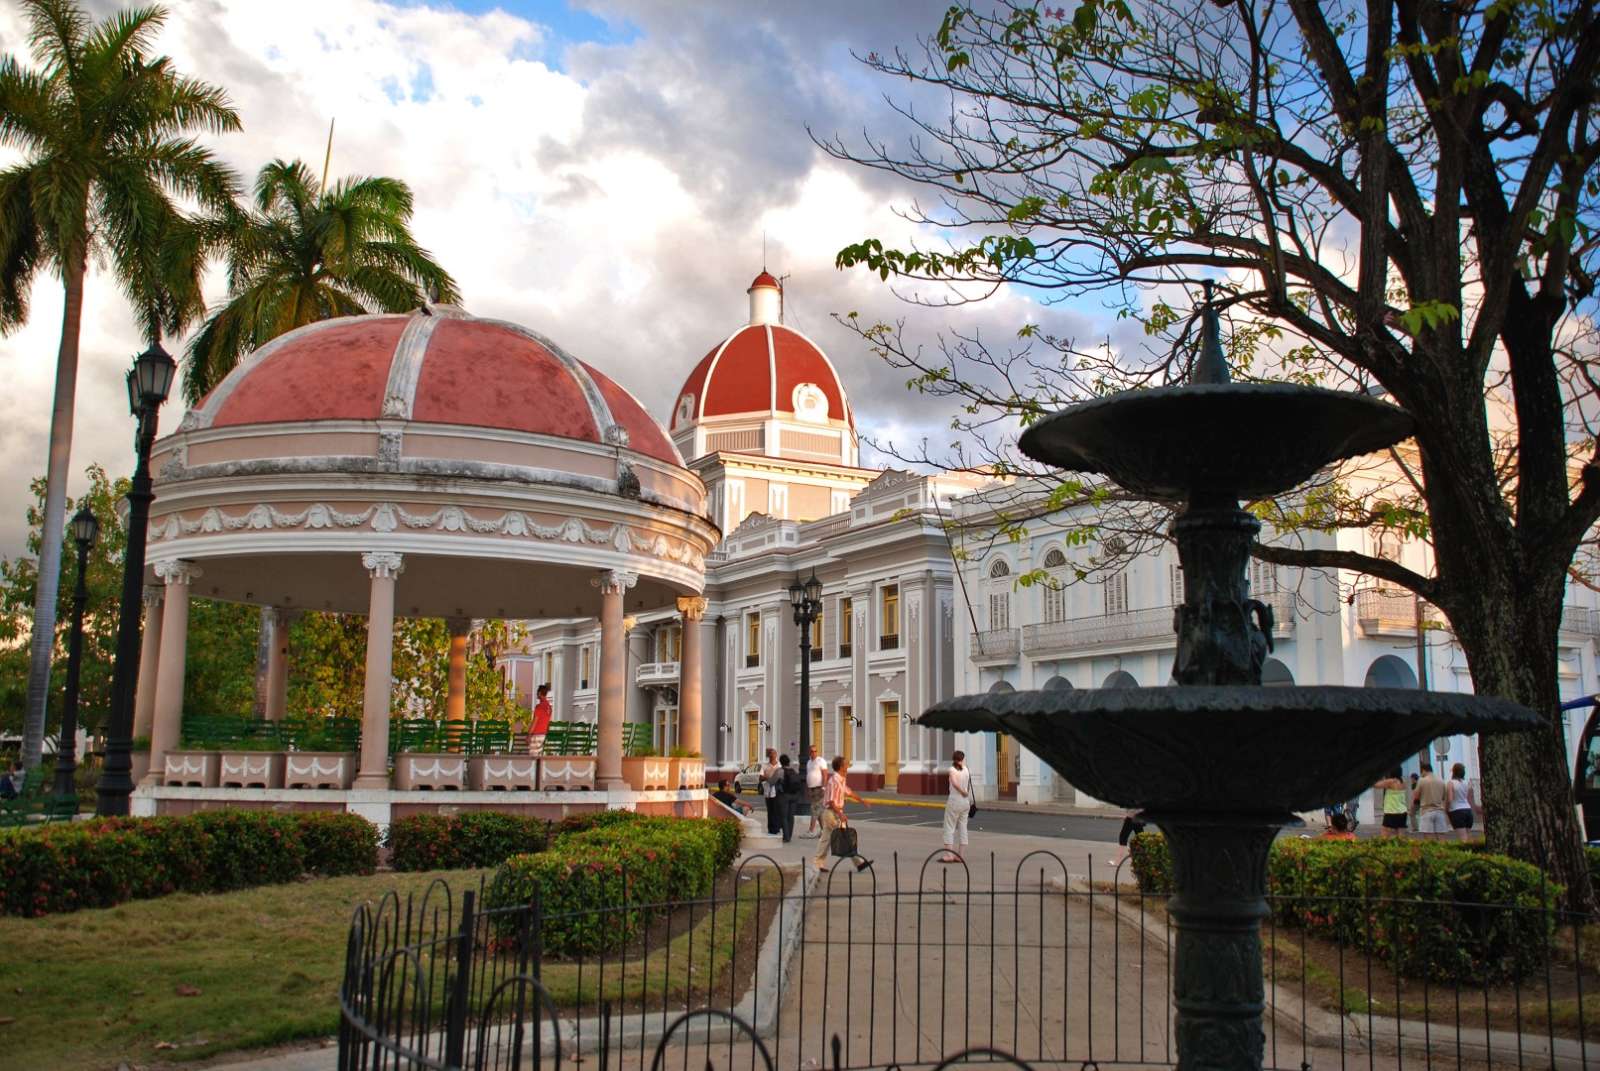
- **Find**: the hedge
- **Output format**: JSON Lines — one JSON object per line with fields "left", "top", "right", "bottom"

{"left": 387, "top": 812, "right": 551, "bottom": 872}
{"left": 0, "top": 811, "right": 378, "bottom": 917}
{"left": 1127, "top": 831, "right": 1558, "bottom": 984}
{"left": 485, "top": 813, "right": 743, "bottom": 957}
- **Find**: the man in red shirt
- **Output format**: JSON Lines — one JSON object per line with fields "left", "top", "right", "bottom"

{"left": 529, "top": 684, "right": 553, "bottom": 755}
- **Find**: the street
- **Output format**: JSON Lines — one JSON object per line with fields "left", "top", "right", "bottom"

{"left": 840, "top": 797, "right": 1125, "bottom": 842}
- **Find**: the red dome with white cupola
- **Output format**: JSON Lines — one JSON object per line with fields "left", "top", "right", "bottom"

{"left": 670, "top": 273, "right": 857, "bottom": 468}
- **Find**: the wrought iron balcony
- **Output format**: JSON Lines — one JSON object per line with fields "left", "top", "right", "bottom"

{"left": 1021, "top": 596, "right": 1295, "bottom": 658}
{"left": 635, "top": 661, "right": 680, "bottom": 686}
{"left": 971, "top": 628, "right": 1020, "bottom": 662}
{"left": 1561, "top": 604, "right": 1600, "bottom": 637}
{"left": 1354, "top": 589, "right": 1438, "bottom": 637}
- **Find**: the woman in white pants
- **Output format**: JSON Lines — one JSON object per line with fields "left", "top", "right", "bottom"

{"left": 942, "top": 750, "right": 972, "bottom": 863}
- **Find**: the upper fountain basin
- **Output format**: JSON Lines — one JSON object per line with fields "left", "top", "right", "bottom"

{"left": 1017, "top": 382, "right": 1415, "bottom": 501}
{"left": 920, "top": 685, "right": 1537, "bottom": 813}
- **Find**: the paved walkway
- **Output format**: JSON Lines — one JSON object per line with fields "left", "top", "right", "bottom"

{"left": 206, "top": 816, "right": 1581, "bottom": 1071}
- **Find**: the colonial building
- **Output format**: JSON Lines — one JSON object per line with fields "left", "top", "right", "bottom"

{"left": 503, "top": 273, "right": 986, "bottom": 791}
{"left": 945, "top": 475, "right": 1600, "bottom": 811}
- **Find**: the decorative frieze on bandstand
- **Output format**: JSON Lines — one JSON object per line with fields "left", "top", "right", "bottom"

{"left": 148, "top": 501, "right": 705, "bottom": 569}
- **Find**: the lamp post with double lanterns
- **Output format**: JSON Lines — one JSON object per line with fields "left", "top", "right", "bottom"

{"left": 788, "top": 570, "right": 823, "bottom": 761}
{"left": 96, "top": 342, "right": 177, "bottom": 817}
{"left": 51, "top": 505, "right": 99, "bottom": 804}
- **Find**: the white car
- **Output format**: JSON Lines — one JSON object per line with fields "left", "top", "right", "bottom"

{"left": 733, "top": 762, "right": 766, "bottom": 794}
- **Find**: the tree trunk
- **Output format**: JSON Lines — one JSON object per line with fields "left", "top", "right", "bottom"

{"left": 1457, "top": 587, "right": 1595, "bottom": 912}
{"left": 20, "top": 251, "right": 87, "bottom": 771}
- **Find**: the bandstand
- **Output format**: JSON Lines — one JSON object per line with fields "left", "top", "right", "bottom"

{"left": 127, "top": 304, "right": 720, "bottom": 827}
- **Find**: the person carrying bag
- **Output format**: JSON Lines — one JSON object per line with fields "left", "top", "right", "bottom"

{"left": 815, "top": 754, "right": 872, "bottom": 873}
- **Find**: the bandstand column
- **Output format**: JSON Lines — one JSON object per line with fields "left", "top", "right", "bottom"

{"left": 148, "top": 561, "right": 201, "bottom": 782}
{"left": 595, "top": 569, "right": 637, "bottom": 789}
{"left": 355, "top": 552, "right": 404, "bottom": 790}
{"left": 676, "top": 596, "right": 707, "bottom": 757}
{"left": 445, "top": 617, "right": 471, "bottom": 724}
{"left": 263, "top": 608, "right": 292, "bottom": 721}
{"left": 132, "top": 587, "right": 164, "bottom": 744}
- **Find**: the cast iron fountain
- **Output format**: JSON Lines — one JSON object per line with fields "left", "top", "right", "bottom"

{"left": 920, "top": 287, "right": 1539, "bottom": 1071}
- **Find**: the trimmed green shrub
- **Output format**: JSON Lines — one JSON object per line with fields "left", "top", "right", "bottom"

{"left": 0, "top": 811, "right": 380, "bottom": 917}
{"left": 1128, "top": 831, "right": 1173, "bottom": 895}
{"left": 1127, "top": 832, "right": 1559, "bottom": 983}
{"left": 484, "top": 813, "right": 744, "bottom": 957}
{"left": 299, "top": 812, "right": 380, "bottom": 876}
{"left": 387, "top": 812, "right": 550, "bottom": 872}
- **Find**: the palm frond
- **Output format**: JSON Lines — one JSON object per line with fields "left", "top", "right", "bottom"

{"left": 81, "top": 4, "right": 167, "bottom": 67}
{"left": 0, "top": 168, "right": 43, "bottom": 331}
{"left": 21, "top": 0, "right": 88, "bottom": 79}
{"left": 0, "top": 58, "right": 59, "bottom": 153}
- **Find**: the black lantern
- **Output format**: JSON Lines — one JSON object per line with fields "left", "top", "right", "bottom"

{"left": 129, "top": 343, "right": 177, "bottom": 410}
{"left": 52, "top": 505, "right": 100, "bottom": 803}
{"left": 97, "top": 340, "right": 175, "bottom": 816}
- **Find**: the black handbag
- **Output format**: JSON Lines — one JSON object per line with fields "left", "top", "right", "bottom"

{"left": 969, "top": 800, "right": 979, "bottom": 817}
{"left": 830, "top": 824, "right": 858, "bottom": 858}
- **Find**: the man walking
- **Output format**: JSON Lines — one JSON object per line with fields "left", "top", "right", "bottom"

{"left": 815, "top": 755, "right": 872, "bottom": 873}
{"left": 1414, "top": 762, "right": 1450, "bottom": 839}
{"left": 804, "top": 744, "right": 828, "bottom": 838}
{"left": 761, "top": 747, "right": 782, "bottom": 836}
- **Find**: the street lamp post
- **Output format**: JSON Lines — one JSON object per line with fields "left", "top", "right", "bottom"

{"left": 96, "top": 342, "right": 176, "bottom": 817}
{"left": 52, "top": 506, "right": 100, "bottom": 803}
{"left": 788, "top": 570, "right": 824, "bottom": 761}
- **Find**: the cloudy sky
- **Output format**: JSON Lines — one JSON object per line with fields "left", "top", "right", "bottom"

{"left": 0, "top": 0, "right": 1106, "bottom": 559}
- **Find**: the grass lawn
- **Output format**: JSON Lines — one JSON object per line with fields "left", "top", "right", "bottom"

{"left": 0, "top": 868, "right": 490, "bottom": 1069}
{"left": 0, "top": 865, "right": 790, "bottom": 1069}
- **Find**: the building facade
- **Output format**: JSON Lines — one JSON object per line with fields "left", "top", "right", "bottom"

{"left": 497, "top": 271, "right": 1600, "bottom": 809}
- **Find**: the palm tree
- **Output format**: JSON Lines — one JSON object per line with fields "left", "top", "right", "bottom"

{"left": 182, "top": 159, "right": 461, "bottom": 403}
{"left": 0, "top": 0, "right": 240, "bottom": 770}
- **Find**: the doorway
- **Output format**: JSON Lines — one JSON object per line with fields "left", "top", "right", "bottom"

{"left": 840, "top": 706, "right": 853, "bottom": 766}
{"left": 812, "top": 710, "right": 824, "bottom": 757}
{"left": 745, "top": 710, "right": 759, "bottom": 765}
{"left": 882, "top": 700, "right": 900, "bottom": 789}
{"left": 996, "top": 732, "right": 1015, "bottom": 797}
{"left": 655, "top": 707, "right": 678, "bottom": 754}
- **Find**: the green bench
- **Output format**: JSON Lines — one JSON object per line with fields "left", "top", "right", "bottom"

{"left": 0, "top": 767, "right": 77, "bottom": 827}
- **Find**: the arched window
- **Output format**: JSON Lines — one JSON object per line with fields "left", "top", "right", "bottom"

{"left": 1042, "top": 674, "right": 1073, "bottom": 691}
{"left": 1103, "top": 670, "right": 1138, "bottom": 688}
{"left": 989, "top": 558, "right": 1012, "bottom": 578}
{"left": 1363, "top": 654, "right": 1418, "bottom": 689}
{"left": 1042, "top": 548, "right": 1068, "bottom": 623}
{"left": 1261, "top": 658, "right": 1295, "bottom": 687}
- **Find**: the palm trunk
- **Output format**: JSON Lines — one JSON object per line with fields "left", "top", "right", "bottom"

{"left": 20, "top": 250, "right": 87, "bottom": 770}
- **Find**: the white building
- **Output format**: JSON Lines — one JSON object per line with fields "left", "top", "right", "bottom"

{"left": 500, "top": 271, "right": 1600, "bottom": 807}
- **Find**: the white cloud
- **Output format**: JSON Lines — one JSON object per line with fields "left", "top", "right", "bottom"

{"left": 0, "top": 0, "right": 1066, "bottom": 559}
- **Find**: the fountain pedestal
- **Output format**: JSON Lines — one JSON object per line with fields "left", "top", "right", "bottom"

{"left": 1152, "top": 812, "right": 1292, "bottom": 1071}
{"left": 919, "top": 289, "right": 1539, "bottom": 1071}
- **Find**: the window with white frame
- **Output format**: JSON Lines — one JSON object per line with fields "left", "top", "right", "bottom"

{"left": 1169, "top": 563, "right": 1185, "bottom": 605}
{"left": 579, "top": 646, "right": 592, "bottom": 690}
{"left": 1105, "top": 571, "right": 1130, "bottom": 616}
{"left": 1251, "top": 559, "right": 1278, "bottom": 596}
{"left": 745, "top": 613, "right": 761, "bottom": 667}
{"left": 989, "top": 591, "right": 1011, "bottom": 631}
{"left": 1042, "top": 548, "right": 1068, "bottom": 624}
{"left": 989, "top": 558, "right": 1011, "bottom": 579}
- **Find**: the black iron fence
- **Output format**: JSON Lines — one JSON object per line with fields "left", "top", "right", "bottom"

{"left": 338, "top": 850, "right": 1600, "bottom": 1071}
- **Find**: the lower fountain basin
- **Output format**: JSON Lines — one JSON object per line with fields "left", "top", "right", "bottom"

{"left": 920, "top": 686, "right": 1538, "bottom": 813}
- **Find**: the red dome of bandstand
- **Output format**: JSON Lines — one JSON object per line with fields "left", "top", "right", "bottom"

{"left": 200, "top": 308, "right": 680, "bottom": 465}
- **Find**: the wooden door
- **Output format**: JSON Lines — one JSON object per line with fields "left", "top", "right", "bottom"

{"left": 882, "top": 701, "right": 900, "bottom": 789}
{"left": 746, "top": 711, "right": 759, "bottom": 765}
{"left": 812, "top": 712, "right": 824, "bottom": 755}
{"left": 840, "top": 707, "right": 853, "bottom": 765}
{"left": 996, "top": 733, "right": 1013, "bottom": 795}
